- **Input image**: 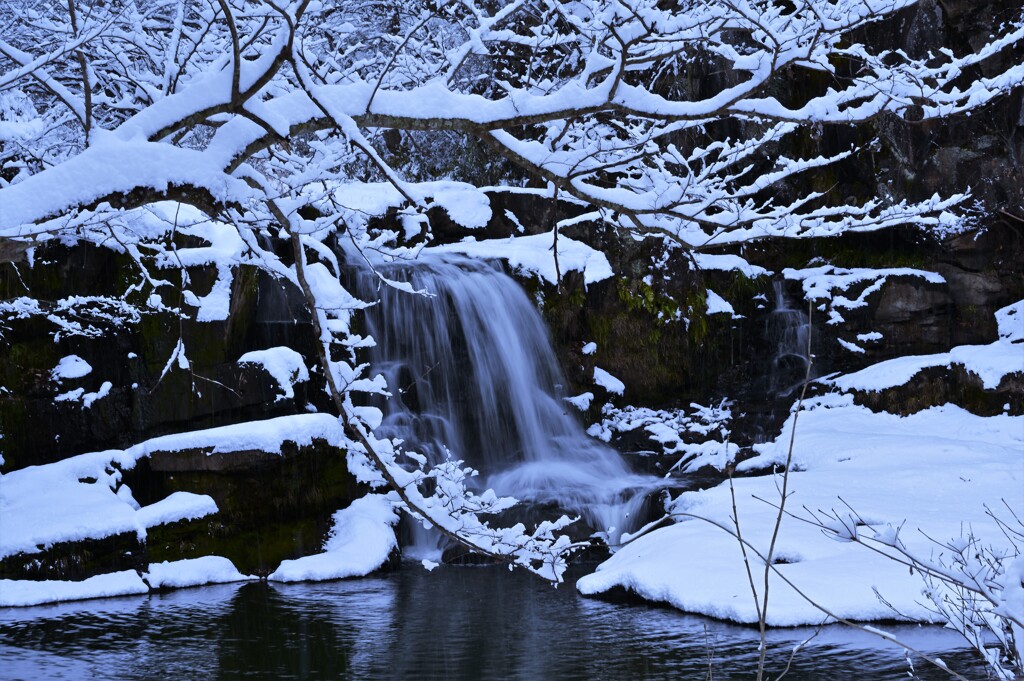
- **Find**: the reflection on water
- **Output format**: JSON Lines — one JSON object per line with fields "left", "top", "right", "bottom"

{"left": 0, "top": 565, "right": 984, "bottom": 680}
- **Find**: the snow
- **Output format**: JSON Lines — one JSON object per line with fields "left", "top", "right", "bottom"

{"left": 784, "top": 265, "right": 945, "bottom": 325}
{"left": 431, "top": 231, "right": 613, "bottom": 285}
{"left": 238, "top": 347, "right": 310, "bottom": 400}
{"left": 328, "top": 180, "right": 492, "bottom": 230}
{"left": 830, "top": 300, "right": 1023, "bottom": 392}
{"left": 588, "top": 402, "right": 735, "bottom": 473}
{"left": 564, "top": 392, "right": 594, "bottom": 410}
{"left": 837, "top": 338, "right": 866, "bottom": 354}
{"left": 0, "top": 558, "right": 251, "bottom": 607}
{"left": 51, "top": 355, "right": 92, "bottom": 381}
{"left": 0, "top": 414, "right": 345, "bottom": 561}
{"left": 578, "top": 393, "right": 1023, "bottom": 626}
{"left": 0, "top": 571, "right": 148, "bottom": 608}
{"left": 996, "top": 299, "right": 1024, "bottom": 343}
{"left": 692, "top": 253, "right": 771, "bottom": 278}
{"left": 593, "top": 367, "right": 625, "bottom": 395}
{"left": 830, "top": 339, "right": 1023, "bottom": 391}
{"left": 145, "top": 557, "right": 251, "bottom": 589}
{"left": 134, "top": 492, "right": 218, "bottom": 529}
{"left": 82, "top": 381, "right": 112, "bottom": 408}
{"left": 0, "top": 138, "right": 256, "bottom": 236}
{"left": 268, "top": 495, "right": 399, "bottom": 582}
{"left": 705, "top": 289, "right": 736, "bottom": 316}
{"left": 0, "top": 457, "right": 219, "bottom": 560}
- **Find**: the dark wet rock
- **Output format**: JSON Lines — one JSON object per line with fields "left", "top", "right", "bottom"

{"left": 127, "top": 439, "right": 361, "bottom": 576}
{"left": 0, "top": 533, "right": 146, "bottom": 582}
{"left": 849, "top": 364, "right": 1024, "bottom": 417}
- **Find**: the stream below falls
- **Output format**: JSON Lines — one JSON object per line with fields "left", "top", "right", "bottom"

{"left": 0, "top": 564, "right": 986, "bottom": 680}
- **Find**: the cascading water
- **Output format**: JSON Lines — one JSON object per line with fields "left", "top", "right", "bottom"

{"left": 766, "top": 280, "right": 811, "bottom": 397}
{"left": 351, "top": 254, "right": 657, "bottom": 559}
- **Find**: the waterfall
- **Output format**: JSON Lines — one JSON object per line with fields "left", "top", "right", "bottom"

{"left": 766, "top": 281, "right": 811, "bottom": 397}
{"left": 351, "top": 255, "right": 656, "bottom": 559}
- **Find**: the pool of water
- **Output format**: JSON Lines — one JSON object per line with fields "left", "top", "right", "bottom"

{"left": 0, "top": 564, "right": 984, "bottom": 680}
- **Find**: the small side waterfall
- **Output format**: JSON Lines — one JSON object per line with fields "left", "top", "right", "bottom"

{"left": 352, "top": 255, "right": 655, "bottom": 558}
{"left": 765, "top": 281, "right": 811, "bottom": 397}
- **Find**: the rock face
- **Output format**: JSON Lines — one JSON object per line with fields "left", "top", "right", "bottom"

{"left": 0, "top": 245, "right": 361, "bottom": 579}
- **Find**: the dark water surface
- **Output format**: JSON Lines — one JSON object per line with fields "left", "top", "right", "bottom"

{"left": 0, "top": 565, "right": 984, "bottom": 680}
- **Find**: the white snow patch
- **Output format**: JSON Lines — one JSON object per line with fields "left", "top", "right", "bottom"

{"left": 431, "top": 231, "right": 613, "bottom": 285}
{"left": 268, "top": 495, "right": 399, "bottom": 582}
{"left": 593, "top": 367, "right": 625, "bottom": 395}
{"left": 135, "top": 492, "right": 218, "bottom": 529}
{"left": 692, "top": 253, "right": 770, "bottom": 278}
{"left": 705, "top": 289, "right": 735, "bottom": 316}
{"left": 0, "top": 571, "right": 148, "bottom": 607}
{"left": 578, "top": 394, "right": 1023, "bottom": 626}
{"left": 996, "top": 299, "right": 1024, "bottom": 343}
{"left": 0, "top": 414, "right": 344, "bottom": 560}
{"left": 784, "top": 266, "right": 944, "bottom": 325}
{"left": 145, "top": 556, "right": 252, "bottom": 589}
{"left": 51, "top": 355, "right": 92, "bottom": 382}
{"left": 82, "top": 381, "right": 112, "bottom": 408}
{"left": 238, "top": 347, "right": 310, "bottom": 400}
{"left": 831, "top": 340, "right": 1023, "bottom": 392}
{"left": 564, "top": 392, "right": 594, "bottom": 411}
{"left": 837, "top": 338, "right": 866, "bottom": 354}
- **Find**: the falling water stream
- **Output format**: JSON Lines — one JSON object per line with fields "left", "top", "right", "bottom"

{"left": 766, "top": 280, "right": 812, "bottom": 397}
{"left": 352, "top": 255, "right": 659, "bottom": 556}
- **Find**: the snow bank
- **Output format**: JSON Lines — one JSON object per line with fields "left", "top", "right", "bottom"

{"left": 831, "top": 340, "right": 1023, "bottom": 391}
{"left": 0, "top": 571, "right": 148, "bottom": 608}
{"left": 268, "top": 495, "right": 399, "bottom": 582}
{"left": 578, "top": 394, "right": 1023, "bottom": 626}
{"left": 0, "top": 458, "right": 219, "bottom": 560}
{"left": 0, "top": 557, "right": 252, "bottom": 607}
{"left": 831, "top": 299, "right": 1024, "bottom": 392}
{"left": 0, "top": 413, "right": 345, "bottom": 560}
{"left": 145, "top": 557, "right": 252, "bottom": 589}
{"left": 431, "top": 231, "right": 613, "bottom": 285}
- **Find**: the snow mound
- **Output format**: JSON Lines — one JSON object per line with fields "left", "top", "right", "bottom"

{"left": 692, "top": 253, "right": 770, "bottom": 278}
{"left": 593, "top": 367, "right": 625, "bottom": 395}
{"left": 51, "top": 355, "right": 92, "bottom": 381}
{"left": 135, "top": 492, "right": 219, "bottom": 529}
{"left": 578, "top": 394, "right": 1023, "bottom": 626}
{"left": 431, "top": 231, "right": 613, "bottom": 285}
{"left": 145, "top": 556, "right": 252, "bottom": 589}
{"left": 268, "top": 494, "right": 399, "bottom": 582}
{"left": 830, "top": 299, "right": 1024, "bottom": 392}
{"left": 705, "top": 289, "right": 736, "bottom": 316}
{"left": 0, "top": 571, "right": 148, "bottom": 608}
{"left": 0, "top": 414, "right": 345, "bottom": 560}
{"left": 238, "top": 347, "right": 310, "bottom": 400}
